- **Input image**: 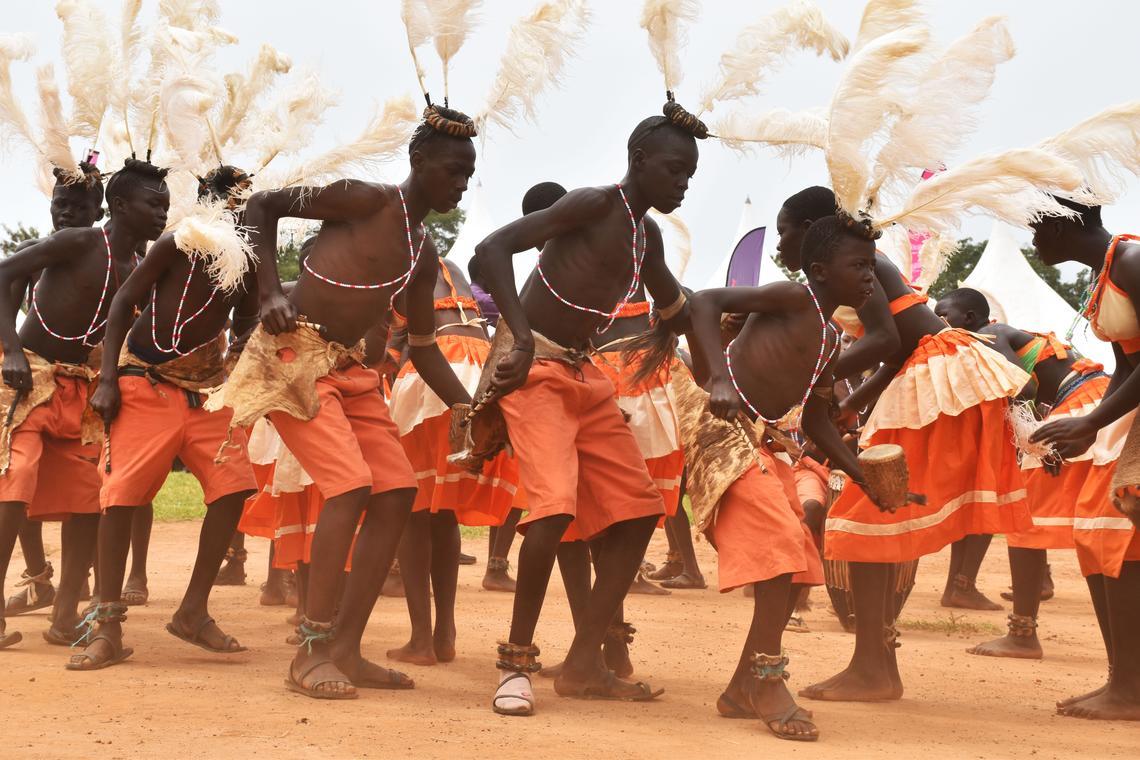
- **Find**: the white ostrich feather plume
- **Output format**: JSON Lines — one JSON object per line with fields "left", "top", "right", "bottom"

{"left": 215, "top": 44, "right": 293, "bottom": 148}
{"left": 640, "top": 0, "right": 700, "bottom": 93}
{"left": 477, "top": 0, "right": 590, "bottom": 134}
{"left": 852, "top": 0, "right": 924, "bottom": 53}
{"left": 174, "top": 199, "right": 256, "bottom": 294}
{"left": 56, "top": 0, "right": 117, "bottom": 142}
{"left": 713, "top": 107, "right": 828, "bottom": 157}
{"left": 427, "top": 0, "right": 481, "bottom": 100}
{"left": 1039, "top": 101, "right": 1140, "bottom": 205}
{"left": 699, "top": 0, "right": 848, "bottom": 115}
{"left": 35, "top": 65, "right": 79, "bottom": 179}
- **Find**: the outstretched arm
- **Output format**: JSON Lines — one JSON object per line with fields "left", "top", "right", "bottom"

{"left": 245, "top": 180, "right": 387, "bottom": 334}
{"left": 473, "top": 186, "right": 609, "bottom": 395}
{"left": 402, "top": 245, "right": 471, "bottom": 408}
{"left": 688, "top": 283, "right": 810, "bottom": 419}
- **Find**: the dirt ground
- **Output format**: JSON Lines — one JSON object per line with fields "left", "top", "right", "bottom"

{"left": 4, "top": 526, "right": 1139, "bottom": 760}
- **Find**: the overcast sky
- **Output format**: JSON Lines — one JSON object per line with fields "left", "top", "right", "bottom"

{"left": 3, "top": 1, "right": 1137, "bottom": 287}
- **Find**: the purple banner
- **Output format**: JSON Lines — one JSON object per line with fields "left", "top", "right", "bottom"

{"left": 726, "top": 226, "right": 767, "bottom": 287}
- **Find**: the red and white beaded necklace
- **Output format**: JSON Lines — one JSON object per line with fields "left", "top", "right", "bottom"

{"left": 30, "top": 226, "right": 116, "bottom": 348}
{"left": 149, "top": 256, "right": 220, "bottom": 357}
{"left": 302, "top": 185, "right": 425, "bottom": 305}
{"left": 724, "top": 283, "right": 839, "bottom": 425}
{"left": 535, "top": 184, "right": 645, "bottom": 334}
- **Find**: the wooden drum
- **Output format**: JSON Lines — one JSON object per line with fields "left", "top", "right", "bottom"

{"left": 858, "top": 444, "right": 912, "bottom": 513}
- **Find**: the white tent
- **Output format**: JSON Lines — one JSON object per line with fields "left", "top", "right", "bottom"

{"left": 700, "top": 196, "right": 787, "bottom": 290}
{"left": 443, "top": 181, "right": 535, "bottom": 292}
{"left": 961, "top": 222, "right": 1115, "bottom": 369}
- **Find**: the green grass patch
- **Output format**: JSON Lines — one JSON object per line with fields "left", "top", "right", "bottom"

{"left": 153, "top": 471, "right": 206, "bottom": 522}
{"left": 897, "top": 613, "right": 1003, "bottom": 637}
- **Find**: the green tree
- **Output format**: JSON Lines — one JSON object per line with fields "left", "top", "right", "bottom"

{"left": 927, "top": 237, "right": 1087, "bottom": 311}
{"left": 427, "top": 208, "right": 465, "bottom": 256}
{"left": 2, "top": 223, "right": 41, "bottom": 256}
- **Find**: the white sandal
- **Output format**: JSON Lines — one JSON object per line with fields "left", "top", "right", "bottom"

{"left": 492, "top": 671, "right": 535, "bottom": 716}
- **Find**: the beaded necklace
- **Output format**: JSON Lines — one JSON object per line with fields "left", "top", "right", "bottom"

{"left": 535, "top": 185, "right": 644, "bottom": 334}
{"left": 31, "top": 226, "right": 116, "bottom": 348}
{"left": 149, "top": 257, "right": 220, "bottom": 357}
{"left": 724, "top": 284, "right": 838, "bottom": 425}
{"left": 301, "top": 186, "right": 425, "bottom": 305}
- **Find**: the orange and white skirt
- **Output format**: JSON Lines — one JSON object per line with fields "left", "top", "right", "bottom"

{"left": 825, "top": 329, "right": 1032, "bottom": 563}
{"left": 594, "top": 348, "right": 685, "bottom": 518}
{"left": 390, "top": 333, "right": 519, "bottom": 526}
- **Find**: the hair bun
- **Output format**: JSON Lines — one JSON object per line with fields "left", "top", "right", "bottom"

{"left": 838, "top": 211, "right": 882, "bottom": 240}
{"left": 662, "top": 100, "right": 708, "bottom": 140}
{"left": 423, "top": 105, "right": 478, "bottom": 138}
{"left": 121, "top": 157, "right": 170, "bottom": 181}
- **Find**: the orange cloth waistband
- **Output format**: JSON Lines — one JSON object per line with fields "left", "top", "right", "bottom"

{"left": 613, "top": 301, "right": 651, "bottom": 319}
{"left": 433, "top": 295, "right": 479, "bottom": 312}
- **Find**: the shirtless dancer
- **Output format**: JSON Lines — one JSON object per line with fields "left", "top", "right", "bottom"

{"left": 221, "top": 104, "right": 476, "bottom": 699}
{"left": 0, "top": 159, "right": 167, "bottom": 652}
{"left": 673, "top": 215, "right": 883, "bottom": 740}
{"left": 3, "top": 164, "right": 103, "bottom": 621}
{"left": 1027, "top": 199, "right": 1140, "bottom": 721}
{"left": 386, "top": 255, "right": 518, "bottom": 666}
{"left": 473, "top": 104, "right": 699, "bottom": 715}
{"left": 774, "top": 187, "right": 1030, "bottom": 702}
{"left": 72, "top": 166, "right": 259, "bottom": 669}
{"left": 936, "top": 288, "right": 1091, "bottom": 659}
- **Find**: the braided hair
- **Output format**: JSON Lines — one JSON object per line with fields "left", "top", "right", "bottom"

{"left": 105, "top": 157, "right": 169, "bottom": 213}
{"left": 53, "top": 161, "right": 104, "bottom": 204}
{"left": 197, "top": 165, "right": 252, "bottom": 203}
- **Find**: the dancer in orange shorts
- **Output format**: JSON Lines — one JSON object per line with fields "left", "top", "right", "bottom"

{"left": 1028, "top": 200, "right": 1140, "bottom": 721}
{"left": 217, "top": 104, "right": 477, "bottom": 700}
{"left": 468, "top": 103, "right": 703, "bottom": 715}
{"left": 0, "top": 160, "right": 162, "bottom": 652}
{"left": 386, "top": 257, "right": 518, "bottom": 666}
{"left": 75, "top": 166, "right": 258, "bottom": 669}
{"left": 648, "top": 214, "right": 884, "bottom": 740}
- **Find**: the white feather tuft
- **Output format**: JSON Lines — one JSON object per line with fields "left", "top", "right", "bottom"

{"left": 215, "top": 44, "right": 293, "bottom": 148}
{"left": 853, "top": 0, "right": 923, "bottom": 53}
{"left": 712, "top": 107, "right": 828, "bottom": 157}
{"left": 35, "top": 65, "right": 78, "bottom": 178}
{"left": 640, "top": 0, "right": 700, "bottom": 93}
{"left": 0, "top": 35, "right": 37, "bottom": 154}
{"left": 652, "top": 211, "right": 693, "bottom": 280}
{"left": 173, "top": 199, "right": 257, "bottom": 294}
{"left": 56, "top": 0, "right": 116, "bottom": 142}
{"left": 402, "top": 0, "right": 433, "bottom": 99}
{"left": 477, "top": 0, "right": 590, "bottom": 135}
{"left": 875, "top": 149, "right": 1086, "bottom": 256}
{"left": 266, "top": 95, "right": 419, "bottom": 189}
{"left": 868, "top": 16, "right": 1014, "bottom": 205}
{"left": 249, "top": 70, "right": 338, "bottom": 174}
{"left": 699, "top": 0, "right": 848, "bottom": 115}
{"left": 159, "top": 0, "right": 221, "bottom": 30}
{"left": 1038, "top": 101, "right": 1140, "bottom": 205}
{"left": 826, "top": 27, "right": 929, "bottom": 216}
{"left": 427, "top": 0, "right": 482, "bottom": 101}
{"left": 158, "top": 27, "right": 224, "bottom": 171}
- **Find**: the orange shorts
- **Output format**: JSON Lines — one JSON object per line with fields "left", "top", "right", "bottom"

{"left": 793, "top": 458, "right": 829, "bottom": 507}
{"left": 238, "top": 461, "right": 277, "bottom": 540}
{"left": 269, "top": 363, "right": 416, "bottom": 500}
{"left": 101, "top": 376, "right": 256, "bottom": 508}
{"left": 1073, "top": 459, "right": 1140, "bottom": 578}
{"left": 594, "top": 350, "right": 685, "bottom": 518}
{"left": 708, "top": 454, "right": 824, "bottom": 593}
{"left": 500, "top": 360, "right": 665, "bottom": 541}
{"left": 0, "top": 374, "right": 100, "bottom": 519}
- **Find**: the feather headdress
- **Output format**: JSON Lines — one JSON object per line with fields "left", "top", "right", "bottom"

{"left": 852, "top": 0, "right": 923, "bottom": 53}
{"left": 35, "top": 65, "right": 80, "bottom": 184}
{"left": 698, "top": 0, "right": 848, "bottom": 116}
{"left": 56, "top": 0, "right": 117, "bottom": 144}
{"left": 265, "top": 95, "right": 419, "bottom": 189}
{"left": 476, "top": 0, "right": 590, "bottom": 135}
{"left": 867, "top": 16, "right": 1014, "bottom": 205}
{"left": 428, "top": 0, "right": 482, "bottom": 103}
{"left": 402, "top": 0, "right": 433, "bottom": 103}
{"left": 173, "top": 199, "right": 256, "bottom": 294}
{"left": 0, "top": 35, "right": 37, "bottom": 154}
{"left": 712, "top": 107, "right": 828, "bottom": 157}
{"left": 640, "top": 0, "right": 700, "bottom": 95}
{"left": 1038, "top": 101, "right": 1140, "bottom": 205}
{"left": 215, "top": 44, "right": 293, "bottom": 148}
{"left": 247, "top": 71, "right": 338, "bottom": 176}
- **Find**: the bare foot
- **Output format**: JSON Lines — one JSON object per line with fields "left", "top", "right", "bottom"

{"left": 943, "top": 583, "right": 1003, "bottom": 611}
{"left": 433, "top": 625, "right": 456, "bottom": 663}
{"left": 604, "top": 633, "right": 634, "bottom": 679}
{"left": 539, "top": 660, "right": 563, "bottom": 679}
{"left": 660, "top": 571, "right": 707, "bottom": 590}
{"left": 967, "top": 634, "right": 1043, "bottom": 659}
{"left": 799, "top": 663, "right": 902, "bottom": 702}
{"left": 481, "top": 560, "right": 516, "bottom": 593}
{"left": 1058, "top": 680, "right": 1110, "bottom": 709}
{"left": 336, "top": 653, "right": 415, "bottom": 689}
{"left": 628, "top": 570, "right": 670, "bottom": 596}
{"left": 381, "top": 567, "right": 405, "bottom": 598}
{"left": 554, "top": 665, "right": 662, "bottom": 701}
{"left": 1059, "top": 688, "right": 1140, "bottom": 721}
{"left": 386, "top": 639, "right": 437, "bottom": 666}
{"left": 213, "top": 551, "right": 246, "bottom": 586}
